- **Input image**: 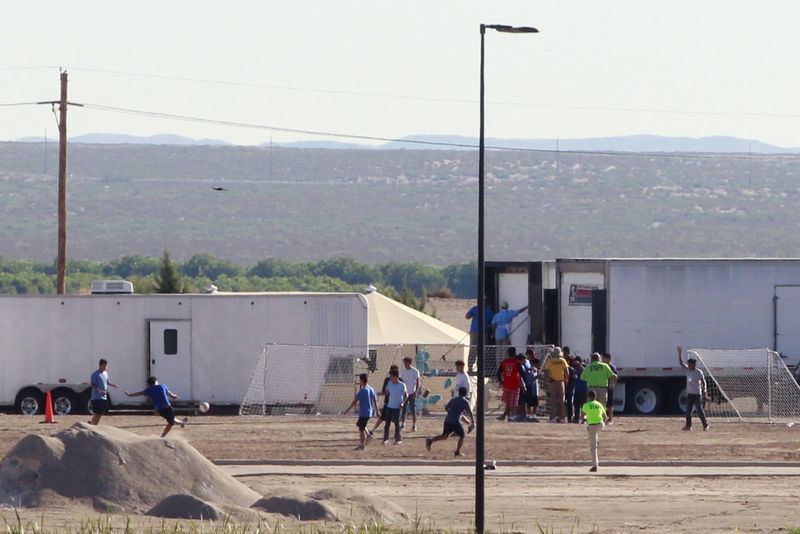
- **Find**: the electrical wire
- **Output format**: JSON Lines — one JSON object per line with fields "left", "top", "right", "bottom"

{"left": 78, "top": 102, "right": 800, "bottom": 160}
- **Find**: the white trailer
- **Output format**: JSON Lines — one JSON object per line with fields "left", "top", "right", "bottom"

{"left": 487, "top": 258, "right": 800, "bottom": 414}
{"left": 0, "top": 292, "right": 368, "bottom": 415}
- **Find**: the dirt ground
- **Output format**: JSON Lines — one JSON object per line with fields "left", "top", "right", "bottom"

{"left": 1, "top": 413, "right": 800, "bottom": 532}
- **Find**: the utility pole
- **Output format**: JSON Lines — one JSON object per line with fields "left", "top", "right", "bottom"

{"left": 38, "top": 71, "right": 83, "bottom": 294}
{"left": 57, "top": 71, "right": 68, "bottom": 294}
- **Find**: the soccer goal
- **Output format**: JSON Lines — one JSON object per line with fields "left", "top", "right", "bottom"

{"left": 688, "top": 348, "right": 800, "bottom": 423}
{"left": 239, "top": 343, "right": 369, "bottom": 416}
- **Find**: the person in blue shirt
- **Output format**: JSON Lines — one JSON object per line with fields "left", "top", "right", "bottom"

{"left": 491, "top": 301, "right": 529, "bottom": 345}
{"left": 465, "top": 302, "right": 494, "bottom": 370}
{"left": 89, "top": 359, "right": 118, "bottom": 426}
{"left": 382, "top": 369, "right": 408, "bottom": 445}
{"left": 125, "top": 376, "right": 186, "bottom": 438}
{"left": 344, "top": 373, "right": 379, "bottom": 450}
{"left": 425, "top": 386, "right": 475, "bottom": 457}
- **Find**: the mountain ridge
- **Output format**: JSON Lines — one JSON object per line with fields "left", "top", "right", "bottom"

{"left": 13, "top": 133, "right": 800, "bottom": 153}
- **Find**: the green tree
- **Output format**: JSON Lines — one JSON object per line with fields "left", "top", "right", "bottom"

{"left": 154, "top": 250, "right": 184, "bottom": 293}
{"left": 247, "top": 257, "right": 310, "bottom": 278}
{"left": 180, "top": 253, "right": 242, "bottom": 279}
{"left": 375, "top": 261, "right": 447, "bottom": 297}
{"left": 104, "top": 254, "right": 160, "bottom": 278}
{"left": 310, "top": 257, "right": 376, "bottom": 286}
{"left": 443, "top": 260, "right": 477, "bottom": 298}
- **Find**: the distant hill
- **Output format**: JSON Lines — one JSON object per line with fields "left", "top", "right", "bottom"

{"left": 15, "top": 133, "right": 800, "bottom": 153}
{"left": 2, "top": 140, "right": 800, "bottom": 266}
{"left": 18, "top": 133, "right": 232, "bottom": 146}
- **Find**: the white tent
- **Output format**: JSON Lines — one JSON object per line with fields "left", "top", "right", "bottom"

{"left": 364, "top": 291, "right": 468, "bottom": 346}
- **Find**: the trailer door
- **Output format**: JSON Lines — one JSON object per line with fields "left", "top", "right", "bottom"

{"left": 497, "top": 272, "right": 530, "bottom": 347}
{"left": 148, "top": 320, "right": 192, "bottom": 399}
{"left": 775, "top": 286, "right": 800, "bottom": 363}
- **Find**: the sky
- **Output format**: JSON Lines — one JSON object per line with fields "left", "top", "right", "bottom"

{"left": 3, "top": 1, "right": 800, "bottom": 149}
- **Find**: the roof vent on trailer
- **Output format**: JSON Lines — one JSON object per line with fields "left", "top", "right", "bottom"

{"left": 91, "top": 280, "right": 134, "bottom": 294}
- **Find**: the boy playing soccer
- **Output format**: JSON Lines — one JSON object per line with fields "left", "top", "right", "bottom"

{"left": 344, "top": 373, "right": 379, "bottom": 450}
{"left": 125, "top": 376, "right": 187, "bottom": 438}
{"left": 426, "top": 386, "right": 475, "bottom": 457}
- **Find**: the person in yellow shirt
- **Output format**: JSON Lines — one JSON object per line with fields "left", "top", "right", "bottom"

{"left": 544, "top": 347, "right": 569, "bottom": 423}
{"left": 581, "top": 390, "right": 608, "bottom": 472}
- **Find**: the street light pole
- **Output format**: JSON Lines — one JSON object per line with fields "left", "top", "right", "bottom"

{"left": 476, "top": 23, "right": 538, "bottom": 534}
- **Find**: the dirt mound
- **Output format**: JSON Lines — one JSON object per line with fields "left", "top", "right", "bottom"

{"left": 147, "top": 494, "right": 222, "bottom": 520}
{"left": 252, "top": 495, "right": 336, "bottom": 521}
{"left": 0, "top": 423, "right": 259, "bottom": 513}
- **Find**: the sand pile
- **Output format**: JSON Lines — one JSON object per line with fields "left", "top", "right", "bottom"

{"left": 0, "top": 423, "right": 259, "bottom": 518}
{"left": 0, "top": 423, "right": 408, "bottom": 525}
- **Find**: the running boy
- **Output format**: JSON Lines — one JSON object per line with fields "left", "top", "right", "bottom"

{"left": 125, "top": 376, "right": 187, "bottom": 438}
{"left": 426, "top": 386, "right": 474, "bottom": 457}
{"left": 344, "top": 373, "right": 379, "bottom": 450}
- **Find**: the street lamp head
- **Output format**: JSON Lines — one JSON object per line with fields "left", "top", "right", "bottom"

{"left": 483, "top": 24, "right": 539, "bottom": 34}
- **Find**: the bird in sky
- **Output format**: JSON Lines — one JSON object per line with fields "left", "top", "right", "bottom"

{"left": 211, "top": 186, "right": 227, "bottom": 191}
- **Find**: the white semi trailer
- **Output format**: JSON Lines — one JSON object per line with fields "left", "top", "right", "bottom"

{"left": 486, "top": 258, "right": 800, "bottom": 414}
{"left": 0, "top": 291, "right": 368, "bottom": 414}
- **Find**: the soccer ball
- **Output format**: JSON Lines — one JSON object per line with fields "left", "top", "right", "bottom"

{"left": 199, "top": 401, "right": 210, "bottom": 413}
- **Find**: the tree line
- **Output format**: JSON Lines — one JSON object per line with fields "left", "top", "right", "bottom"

{"left": 0, "top": 252, "right": 478, "bottom": 303}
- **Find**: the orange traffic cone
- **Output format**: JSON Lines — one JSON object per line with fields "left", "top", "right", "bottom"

{"left": 41, "top": 391, "right": 56, "bottom": 424}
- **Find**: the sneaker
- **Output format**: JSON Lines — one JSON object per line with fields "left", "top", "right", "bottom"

{"left": 394, "top": 439, "right": 403, "bottom": 445}
{"left": 703, "top": 424, "right": 710, "bottom": 431}
{"left": 682, "top": 426, "right": 692, "bottom": 431}
{"left": 589, "top": 466, "right": 598, "bottom": 472}
{"left": 180, "top": 417, "right": 188, "bottom": 429}
{"left": 400, "top": 423, "right": 405, "bottom": 430}
{"left": 607, "top": 420, "right": 614, "bottom": 426}
{"left": 354, "top": 444, "right": 365, "bottom": 450}
{"left": 454, "top": 450, "right": 463, "bottom": 457}
{"left": 496, "top": 414, "right": 506, "bottom": 421}
{"left": 383, "top": 439, "right": 390, "bottom": 445}
{"left": 528, "top": 417, "right": 539, "bottom": 423}
{"left": 366, "top": 430, "right": 374, "bottom": 442}
{"left": 484, "top": 461, "right": 496, "bottom": 470}
{"left": 425, "top": 438, "right": 432, "bottom": 451}
{"left": 412, "top": 424, "right": 417, "bottom": 432}
{"left": 468, "top": 423, "right": 475, "bottom": 434}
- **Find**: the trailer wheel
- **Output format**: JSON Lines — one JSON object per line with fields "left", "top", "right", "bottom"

{"left": 14, "top": 388, "right": 44, "bottom": 415}
{"left": 52, "top": 389, "right": 78, "bottom": 416}
{"left": 80, "top": 389, "right": 92, "bottom": 414}
{"left": 626, "top": 380, "right": 663, "bottom": 415}
{"left": 82, "top": 390, "right": 112, "bottom": 415}
{"left": 669, "top": 383, "right": 688, "bottom": 414}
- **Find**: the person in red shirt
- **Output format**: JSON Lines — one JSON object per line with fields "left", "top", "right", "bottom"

{"left": 496, "top": 346, "right": 527, "bottom": 421}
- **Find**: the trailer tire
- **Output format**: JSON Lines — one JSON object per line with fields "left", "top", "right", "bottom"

{"left": 52, "top": 389, "right": 78, "bottom": 416}
{"left": 626, "top": 380, "right": 663, "bottom": 415}
{"left": 14, "top": 388, "right": 44, "bottom": 415}
{"left": 80, "top": 389, "right": 92, "bottom": 414}
{"left": 669, "top": 383, "right": 688, "bottom": 414}
{"left": 82, "top": 390, "right": 112, "bottom": 415}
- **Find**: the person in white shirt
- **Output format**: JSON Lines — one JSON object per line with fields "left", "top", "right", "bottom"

{"left": 399, "top": 357, "right": 421, "bottom": 432}
{"left": 677, "top": 346, "right": 709, "bottom": 431}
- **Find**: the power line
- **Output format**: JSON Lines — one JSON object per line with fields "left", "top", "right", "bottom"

{"left": 79, "top": 102, "right": 800, "bottom": 160}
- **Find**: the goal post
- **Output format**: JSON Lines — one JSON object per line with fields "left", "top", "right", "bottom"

{"left": 239, "top": 344, "right": 370, "bottom": 416}
{"left": 238, "top": 343, "right": 472, "bottom": 417}
{"left": 688, "top": 348, "right": 800, "bottom": 423}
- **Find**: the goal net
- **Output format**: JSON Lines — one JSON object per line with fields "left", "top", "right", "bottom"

{"left": 688, "top": 348, "right": 800, "bottom": 423}
{"left": 239, "top": 343, "right": 471, "bottom": 416}
{"left": 240, "top": 344, "right": 369, "bottom": 416}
